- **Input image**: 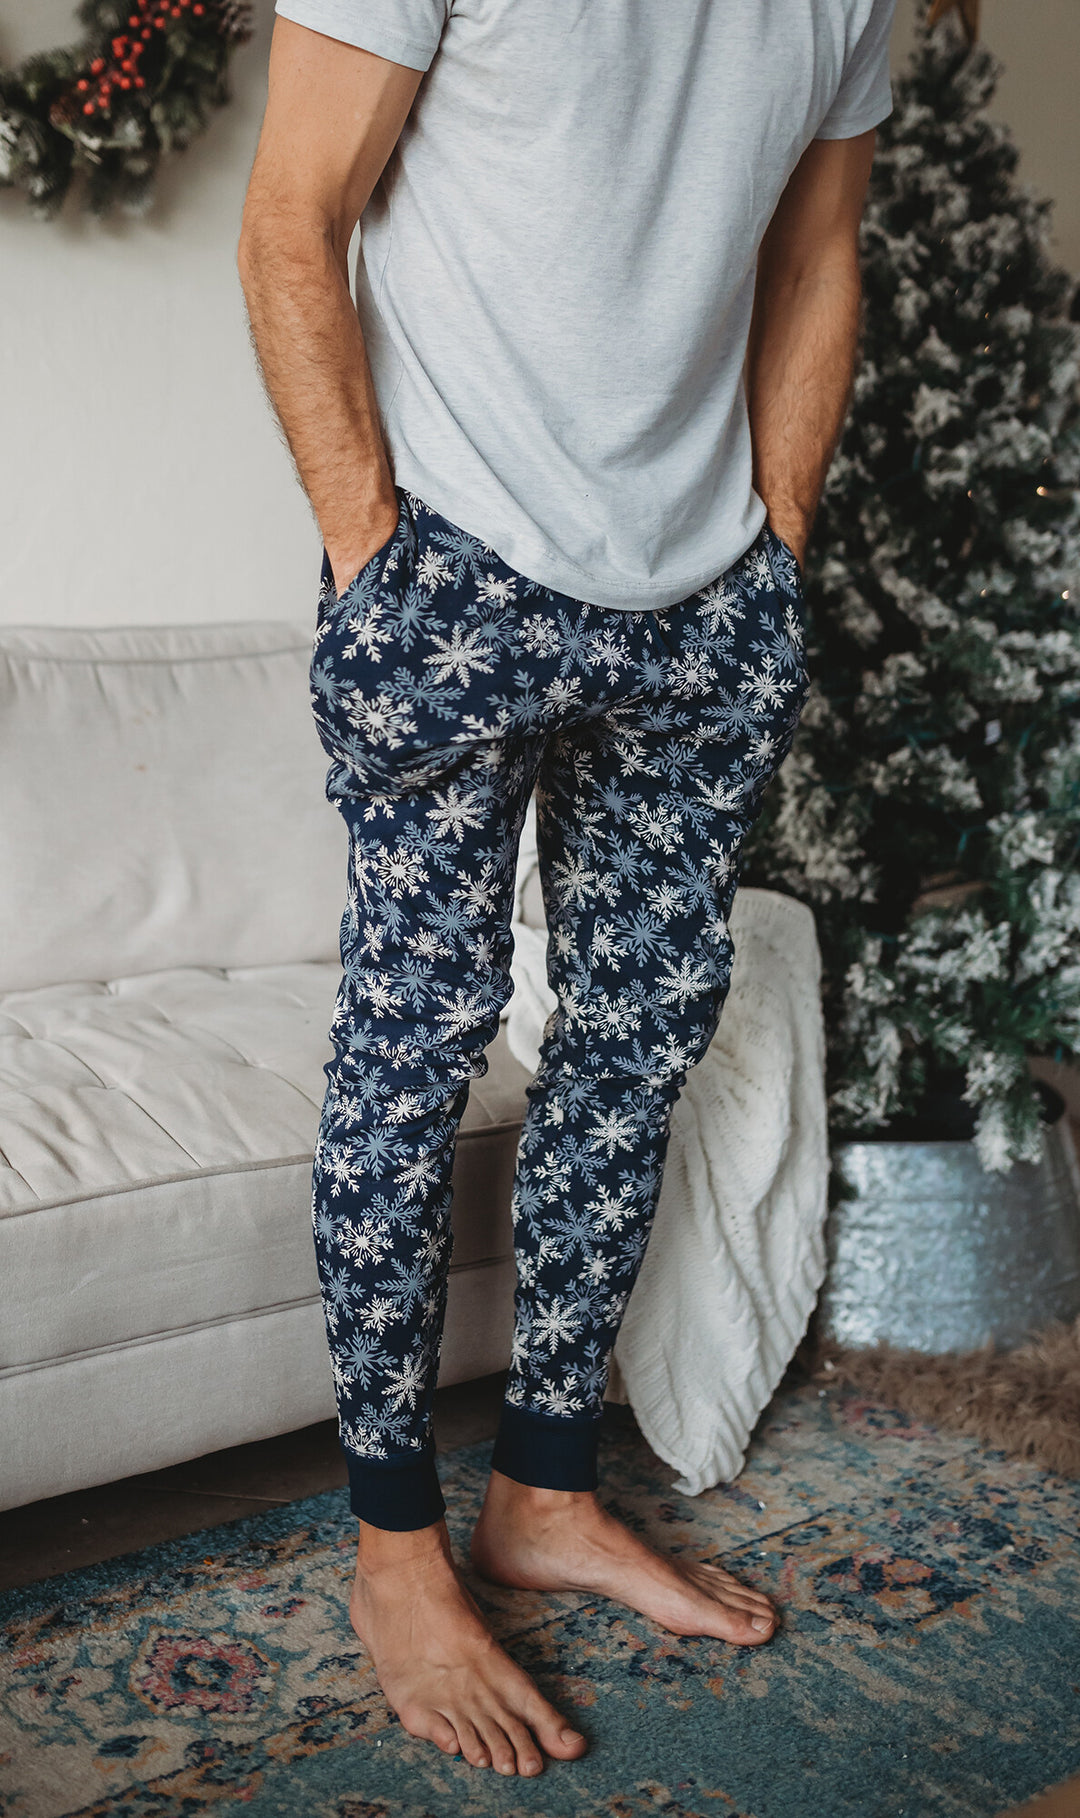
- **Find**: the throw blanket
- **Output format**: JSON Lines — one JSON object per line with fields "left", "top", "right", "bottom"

{"left": 504, "top": 800, "right": 829, "bottom": 1494}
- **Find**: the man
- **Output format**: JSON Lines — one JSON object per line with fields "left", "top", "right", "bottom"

{"left": 238, "top": 0, "right": 896, "bottom": 1779}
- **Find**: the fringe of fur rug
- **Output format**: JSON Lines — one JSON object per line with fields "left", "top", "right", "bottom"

{"left": 792, "top": 1315, "right": 1080, "bottom": 1480}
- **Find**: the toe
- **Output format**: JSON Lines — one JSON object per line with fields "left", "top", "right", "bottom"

{"left": 451, "top": 1717, "right": 491, "bottom": 1769}
{"left": 736, "top": 1582, "right": 777, "bottom": 1613}
{"left": 701, "top": 1563, "right": 772, "bottom": 1602}
{"left": 477, "top": 1716, "right": 519, "bottom": 1777}
{"left": 399, "top": 1706, "right": 460, "bottom": 1755}
{"left": 528, "top": 1698, "right": 587, "bottom": 1760}
{"left": 697, "top": 1564, "right": 778, "bottom": 1628}
{"left": 501, "top": 1714, "right": 545, "bottom": 1777}
{"left": 727, "top": 1590, "right": 777, "bottom": 1621}
{"left": 700, "top": 1597, "right": 777, "bottom": 1646}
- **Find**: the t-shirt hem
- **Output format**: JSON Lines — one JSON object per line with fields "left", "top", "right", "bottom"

{"left": 813, "top": 99, "right": 893, "bottom": 140}
{"left": 392, "top": 457, "right": 769, "bottom": 612}
{"left": 272, "top": 0, "right": 438, "bottom": 70}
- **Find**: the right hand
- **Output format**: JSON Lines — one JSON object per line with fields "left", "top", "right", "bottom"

{"left": 325, "top": 494, "right": 400, "bottom": 598}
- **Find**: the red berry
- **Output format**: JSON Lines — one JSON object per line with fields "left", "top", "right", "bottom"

{"left": 90, "top": 56, "right": 105, "bottom": 72}
{"left": 76, "top": 77, "right": 89, "bottom": 90}
{"left": 134, "top": 73, "right": 145, "bottom": 86}
{"left": 83, "top": 100, "right": 95, "bottom": 114}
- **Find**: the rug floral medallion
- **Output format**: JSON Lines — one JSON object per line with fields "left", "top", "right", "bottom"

{"left": 1, "top": 1376, "right": 1078, "bottom": 1818}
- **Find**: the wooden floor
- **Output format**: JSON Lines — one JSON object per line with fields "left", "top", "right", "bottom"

{"left": 0, "top": 1370, "right": 508, "bottom": 1593}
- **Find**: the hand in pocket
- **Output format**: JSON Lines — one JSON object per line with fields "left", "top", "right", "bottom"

{"left": 324, "top": 491, "right": 403, "bottom": 602}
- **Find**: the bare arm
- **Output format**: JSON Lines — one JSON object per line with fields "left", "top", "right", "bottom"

{"left": 746, "top": 130, "right": 877, "bottom": 571}
{"left": 237, "top": 20, "right": 423, "bottom": 594}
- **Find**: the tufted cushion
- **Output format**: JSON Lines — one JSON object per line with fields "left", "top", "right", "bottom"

{"left": 0, "top": 961, "right": 531, "bottom": 1379}
{"left": 0, "top": 622, "right": 347, "bottom": 994}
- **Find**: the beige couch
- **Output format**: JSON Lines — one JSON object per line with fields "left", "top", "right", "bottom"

{"left": 0, "top": 621, "right": 532, "bottom": 1512}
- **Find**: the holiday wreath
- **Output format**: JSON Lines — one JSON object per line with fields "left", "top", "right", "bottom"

{"left": 0, "top": 0, "right": 253, "bottom": 219}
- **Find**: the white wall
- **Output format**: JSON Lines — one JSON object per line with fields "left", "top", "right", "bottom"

{"left": 0, "top": 0, "right": 317, "bottom": 628}
{"left": 1, "top": 0, "right": 1077, "bottom": 629}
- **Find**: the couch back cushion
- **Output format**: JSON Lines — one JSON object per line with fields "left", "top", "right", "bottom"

{"left": 0, "top": 623, "right": 346, "bottom": 992}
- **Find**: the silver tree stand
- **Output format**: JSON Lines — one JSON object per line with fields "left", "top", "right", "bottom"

{"left": 818, "top": 1094, "right": 1080, "bottom": 1353}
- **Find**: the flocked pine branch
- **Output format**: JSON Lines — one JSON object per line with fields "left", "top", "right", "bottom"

{"left": 744, "top": 0, "right": 1080, "bottom": 1170}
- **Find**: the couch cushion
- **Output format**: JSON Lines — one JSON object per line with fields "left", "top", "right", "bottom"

{"left": 0, "top": 962, "right": 531, "bottom": 1375}
{"left": 0, "top": 622, "right": 347, "bottom": 993}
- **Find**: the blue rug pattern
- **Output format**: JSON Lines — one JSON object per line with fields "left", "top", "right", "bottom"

{"left": 2, "top": 1375, "right": 1079, "bottom": 1817}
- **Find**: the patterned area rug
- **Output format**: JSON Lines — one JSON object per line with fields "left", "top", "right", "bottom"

{"left": 2, "top": 1375, "right": 1078, "bottom": 1818}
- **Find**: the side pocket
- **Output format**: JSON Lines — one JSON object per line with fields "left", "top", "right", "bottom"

{"left": 318, "top": 487, "right": 408, "bottom": 624}
{"left": 762, "top": 522, "right": 803, "bottom": 594}
{"left": 316, "top": 548, "right": 336, "bottom": 633}
{"left": 760, "top": 523, "right": 810, "bottom": 702}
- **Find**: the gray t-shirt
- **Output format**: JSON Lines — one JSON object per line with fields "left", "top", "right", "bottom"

{"left": 274, "top": 0, "right": 896, "bottom": 610}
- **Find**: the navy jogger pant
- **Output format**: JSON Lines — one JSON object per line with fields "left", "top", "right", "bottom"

{"left": 308, "top": 487, "right": 808, "bottom": 1529}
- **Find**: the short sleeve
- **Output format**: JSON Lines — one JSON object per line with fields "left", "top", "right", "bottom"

{"left": 814, "top": 0, "right": 897, "bottom": 140}
{"left": 273, "top": 0, "right": 450, "bottom": 72}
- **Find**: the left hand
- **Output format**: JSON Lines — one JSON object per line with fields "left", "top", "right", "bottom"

{"left": 766, "top": 514, "right": 809, "bottom": 575}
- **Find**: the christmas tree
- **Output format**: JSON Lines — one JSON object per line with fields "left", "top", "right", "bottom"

{"left": 744, "top": 1, "right": 1080, "bottom": 1170}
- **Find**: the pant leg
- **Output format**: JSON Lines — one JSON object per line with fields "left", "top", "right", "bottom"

{"left": 491, "top": 522, "right": 810, "bottom": 1490}
{"left": 308, "top": 490, "right": 542, "bottom": 1528}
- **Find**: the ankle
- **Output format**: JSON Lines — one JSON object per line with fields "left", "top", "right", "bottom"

{"left": 484, "top": 1470, "right": 598, "bottom": 1519}
{"left": 354, "top": 1515, "right": 452, "bottom": 1581}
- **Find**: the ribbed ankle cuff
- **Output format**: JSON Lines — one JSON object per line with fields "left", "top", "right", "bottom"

{"left": 491, "top": 1403, "right": 601, "bottom": 1492}
{"left": 344, "top": 1440, "right": 446, "bottom": 1531}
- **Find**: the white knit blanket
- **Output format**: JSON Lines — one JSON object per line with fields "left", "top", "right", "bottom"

{"left": 504, "top": 800, "right": 830, "bottom": 1495}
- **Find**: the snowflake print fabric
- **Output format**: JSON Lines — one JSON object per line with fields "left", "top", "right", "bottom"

{"left": 308, "top": 488, "right": 808, "bottom": 1528}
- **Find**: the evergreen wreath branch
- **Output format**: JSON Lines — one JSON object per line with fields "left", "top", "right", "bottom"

{"left": 0, "top": 0, "right": 253, "bottom": 219}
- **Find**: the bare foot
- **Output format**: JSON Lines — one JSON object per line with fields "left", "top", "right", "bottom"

{"left": 349, "top": 1516, "right": 588, "bottom": 1775}
{"left": 471, "top": 1471, "right": 779, "bottom": 1647}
